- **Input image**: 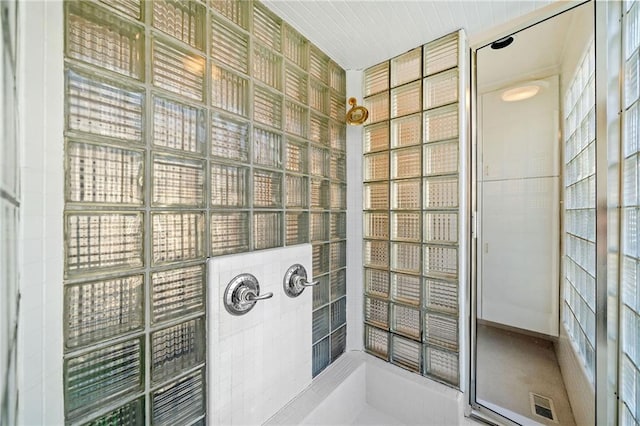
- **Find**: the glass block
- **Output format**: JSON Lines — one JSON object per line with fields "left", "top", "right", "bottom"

{"left": 286, "top": 175, "right": 309, "bottom": 209}
{"left": 211, "top": 65, "right": 249, "bottom": 117}
{"left": 253, "top": 43, "right": 282, "bottom": 89}
{"left": 391, "top": 273, "right": 421, "bottom": 306}
{"left": 312, "top": 337, "right": 330, "bottom": 377}
{"left": 391, "top": 114, "right": 422, "bottom": 148}
{"left": 424, "top": 312, "right": 458, "bottom": 351}
{"left": 286, "top": 212, "right": 309, "bottom": 245}
{"left": 424, "top": 346, "right": 459, "bottom": 386}
{"left": 313, "top": 305, "right": 330, "bottom": 343}
{"left": 211, "top": 212, "right": 249, "bottom": 256}
{"left": 285, "top": 101, "right": 308, "bottom": 137}
{"left": 330, "top": 121, "right": 347, "bottom": 152}
{"left": 391, "top": 146, "right": 421, "bottom": 179}
{"left": 365, "top": 92, "right": 390, "bottom": 124}
{"left": 364, "top": 240, "right": 389, "bottom": 269}
{"left": 153, "top": 96, "right": 206, "bottom": 154}
{"left": 313, "top": 274, "right": 330, "bottom": 309}
{"left": 152, "top": 368, "right": 205, "bottom": 426}
{"left": 151, "top": 265, "right": 205, "bottom": 324}
{"left": 329, "top": 62, "right": 346, "bottom": 94}
{"left": 331, "top": 326, "right": 347, "bottom": 362}
{"left": 153, "top": 155, "right": 205, "bottom": 207}
{"left": 424, "top": 139, "right": 458, "bottom": 176}
{"left": 309, "top": 46, "right": 329, "bottom": 84}
{"left": 286, "top": 137, "right": 308, "bottom": 173}
{"left": 311, "top": 212, "right": 329, "bottom": 242}
{"left": 331, "top": 268, "right": 346, "bottom": 301}
{"left": 66, "top": 141, "right": 144, "bottom": 205}
{"left": 391, "top": 212, "right": 420, "bottom": 242}
{"left": 364, "top": 212, "right": 389, "bottom": 240}
{"left": 65, "top": 337, "right": 143, "bottom": 418}
{"left": 424, "top": 278, "right": 458, "bottom": 314}
{"left": 391, "top": 81, "right": 421, "bottom": 118}
{"left": 364, "top": 62, "right": 389, "bottom": 96}
{"left": 423, "top": 176, "right": 458, "bottom": 209}
{"left": 152, "top": 0, "right": 205, "bottom": 49}
{"left": 363, "top": 182, "right": 389, "bottom": 210}
{"left": 309, "top": 113, "right": 329, "bottom": 146}
{"left": 210, "top": 0, "right": 249, "bottom": 30}
{"left": 331, "top": 212, "right": 346, "bottom": 240}
{"left": 331, "top": 297, "right": 347, "bottom": 330}
{"left": 211, "top": 17, "right": 249, "bottom": 73}
{"left": 254, "top": 127, "right": 282, "bottom": 168}
{"left": 365, "top": 268, "right": 390, "bottom": 298}
{"left": 330, "top": 241, "right": 346, "bottom": 269}
{"left": 83, "top": 397, "right": 144, "bottom": 426}
{"left": 309, "top": 79, "right": 328, "bottom": 114}
{"left": 66, "top": 69, "right": 143, "bottom": 142}
{"left": 98, "top": 0, "right": 141, "bottom": 19}
{"left": 253, "top": 2, "right": 281, "bottom": 50}
{"left": 152, "top": 317, "right": 205, "bottom": 384}
{"left": 254, "top": 212, "right": 283, "bottom": 250}
{"left": 424, "top": 32, "right": 458, "bottom": 77}
{"left": 152, "top": 212, "right": 205, "bottom": 265}
{"left": 65, "top": 213, "right": 143, "bottom": 275}
{"left": 311, "top": 179, "right": 330, "bottom": 209}
{"left": 211, "top": 113, "right": 249, "bottom": 160}
{"left": 283, "top": 24, "right": 308, "bottom": 70}
{"left": 364, "top": 122, "right": 389, "bottom": 153}
{"left": 365, "top": 325, "right": 389, "bottom": 359}
{"left": 391, "top": 304, "right": 421, "bottom": 340}
{"left": 310, "top": 144, "right": 330, "bottom": 176}
{"left": 66, "top": 2, "right": 144, "bottom": 79}
{"left": 330, "top": 92, "right": 346, "bottom": 123}
{"left": 363, "top": 151, "right": 389, "bottom": 182}
{"left": 423, "top": 104, "right": 458, "bottom": 143}
{"left": 423, "top": 245, "right": 457, "bottom": 279}
{"left": 391, "top": 47, "right": 422, "bottom": 87}
{"left": 211, "top": 162, "right": 249, "bottom": 207}
{"left": 285, "top": 63, "right": 307, "bottom": 103}
{"left": 391, "top": 242, "right": 421, "bottom": 274}
{"left": 331, "top": 152, "right": 347, "bottom": 182}
{"left": 64, "top": 275, "right": 144, "bottom": 348}
{"left": 254, "top": 86, "right": 282, "bottom": 129}
{"left": 152, "top": 39, "right": 204, "bottom": 101}
{"left": 391, "top": 179, "right": 421, "bottom": 210}
{"left": 424, "top": 212, "right": 457, "bottom": 244}
{"left": 331, "top": 183, "right": 346, "bottom": 210}
{"left": 391, "top": 335, "right": 421, "bottom": 372}
{"left": 313, "top": 243, "right": 330, "bottom": 276}
{"left": 424, "top": 68, "right": 458, "bottom": 110}
{"left": 365, "top": 296, "right": 388, "bottom": 328}
{"left": 253, "top": 169, "right": 282, "bottom": 208}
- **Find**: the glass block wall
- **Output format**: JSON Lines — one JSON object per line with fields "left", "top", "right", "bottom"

{"left": 563, "top": 41, "right": 596, "bottom": 383}
{"left": 62, "top": 0, "right": 346, "bottom": 423}
{"left": 362, "top": 32, "right": 461, "bottom": 387}
{"left": 621, "top": 1, "right": 640, "bottom": 422}
{"left": 1, "top": 1, "right": 20, "bottom": 424}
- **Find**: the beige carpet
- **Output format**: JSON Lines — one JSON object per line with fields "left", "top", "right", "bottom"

{"left": 476, "top": 324, "right": 576, "bottom": 426}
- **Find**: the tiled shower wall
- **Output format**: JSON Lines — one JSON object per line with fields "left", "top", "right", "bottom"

{"left": 362, "top": 32, "right": 462, "bottom": 387}
{"left": 62, "top": 0, "right": 346, "bottom": 424}
{"left": 1, "top": 1, "right": 20, "bottom": 423}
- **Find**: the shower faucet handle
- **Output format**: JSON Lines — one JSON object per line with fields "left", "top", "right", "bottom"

{"left": 284, "top": 264, "right": 316, "bottom": 297}
{"left": 245, "top": 290, "right": 274, "bottom": 301}
{"left": 224, "top": 273, "right": 272, "bottom": 316}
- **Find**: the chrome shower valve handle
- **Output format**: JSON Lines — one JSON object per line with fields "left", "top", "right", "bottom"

{"left": 284, "top": 264, "right": 316, "bottom": 297}
{"left": 224, "top": 273, "right": 273, "bottom": 315}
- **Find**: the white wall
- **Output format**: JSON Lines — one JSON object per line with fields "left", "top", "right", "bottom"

{"left": 478, "top": 74, "right": 560, "bottom": 336}
{"left": 17, "top": 1, "right": 64, "bottom": 424}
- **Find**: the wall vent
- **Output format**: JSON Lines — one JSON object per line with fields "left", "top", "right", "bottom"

{"left": 529, "top": 392, "right": 558, "bottom": 423}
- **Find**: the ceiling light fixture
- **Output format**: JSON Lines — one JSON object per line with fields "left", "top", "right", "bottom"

{"left": 501, "top": 80, "right": 549, "bottom": 102}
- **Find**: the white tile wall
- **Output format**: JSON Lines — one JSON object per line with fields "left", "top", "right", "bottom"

{"left": 208, "top": 244, "right": 313, "bottom": 425}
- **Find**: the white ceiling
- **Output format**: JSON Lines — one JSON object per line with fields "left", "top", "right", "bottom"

{"left": 262, "top": 0, "right": 559, "bottom": 70}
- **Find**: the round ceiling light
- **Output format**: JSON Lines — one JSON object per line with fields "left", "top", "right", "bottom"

{"left": 501, "top": 85, "right": 541, "bottom": 102}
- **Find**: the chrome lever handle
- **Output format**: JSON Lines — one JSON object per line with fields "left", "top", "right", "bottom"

{"left": 245, "top": 291, "right": 274, "bottom": 301}
{"left": 294, "top": 275, "right": 319, "bottom": 287}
